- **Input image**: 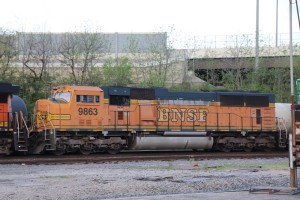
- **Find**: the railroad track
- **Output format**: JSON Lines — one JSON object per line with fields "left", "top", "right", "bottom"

{"left": 0, "top": 150, "right": 288, "bottom": 165}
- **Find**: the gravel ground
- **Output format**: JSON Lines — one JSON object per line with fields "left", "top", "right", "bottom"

{"left": 0, "top": 157, "right": 299, "bottom": 200}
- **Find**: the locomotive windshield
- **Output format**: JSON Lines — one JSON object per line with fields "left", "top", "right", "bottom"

{"left": 53, "top": 92, "right": 71, "bottom": 103}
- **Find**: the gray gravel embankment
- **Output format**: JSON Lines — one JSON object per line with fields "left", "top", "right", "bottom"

{"left": 0, "top": 157, "right": 298, "bottom": 200}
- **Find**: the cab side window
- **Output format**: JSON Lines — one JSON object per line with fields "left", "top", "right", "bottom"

{"left": 95, "top": 96, "right": 100, "bottom": 103}
{"left": 87, "top": 96, "right": 94, "bottom": 103}
{"left": 76, "top": 95, "right": 81, "bottom": 102}
{"left": 76, "top": 95, "right": 100, "bottom": 104}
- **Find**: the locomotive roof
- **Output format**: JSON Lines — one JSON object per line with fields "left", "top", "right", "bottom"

{"left": 0, "top": 82, "right": 19, "bottom": 94}
{"left": 100, "top": 86, "right": 275, "bottom": 103}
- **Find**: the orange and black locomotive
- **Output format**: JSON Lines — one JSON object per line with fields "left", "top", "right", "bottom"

{"left": 27, "top": 85, "right": 291, "bottom": 155}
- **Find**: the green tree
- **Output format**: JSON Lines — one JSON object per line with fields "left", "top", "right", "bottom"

{"left": 58, "top": 30, "right": 110, "bottom": 85}
{"left": 222, "top": 35, "right": 254, "bottom": 90}
{"left": 0, "top": 28, "right": 18, "bottom": 82}
{"left": 102, "top": 58, "right": 132, "bottom": 86}
{"left": 17, "top": 32, "right": 56, "bottom": 113}
{"left": 124, "top": 30, "right": 176, "bottom": 87}
{"left": 244, "top": 65, "right": 292, "bottom": 103}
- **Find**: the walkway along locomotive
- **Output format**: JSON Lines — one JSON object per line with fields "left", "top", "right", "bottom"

{"left": 27, "top": 85, "right": 291, "bottom": 155}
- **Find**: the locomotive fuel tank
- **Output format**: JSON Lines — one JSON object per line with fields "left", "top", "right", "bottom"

{"left": 275, "top": 103, "right": 292, "bottom": 133}
{"left": 129, "top": 132, "right": 213, "bottom": 150}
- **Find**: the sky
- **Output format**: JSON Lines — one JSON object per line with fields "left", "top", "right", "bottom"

{"left": 0, "top": 0, "right": 299, "bottom": 47}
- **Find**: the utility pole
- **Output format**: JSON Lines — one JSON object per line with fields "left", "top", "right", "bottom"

{"left": 289, "top": 0, "right": 298, "bottom": 188}
{"left": 115, "top": 32, "right": 119, "bottom": 63}
{"left": 276, "top": 0, "right": 279, "bottom": 46}
{"left": 255, "top": 0, "right": 259, "bottom": 69}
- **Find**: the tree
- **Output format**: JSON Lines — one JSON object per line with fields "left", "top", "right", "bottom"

{"left": 0, "top": 28, "right": 18, "bottom": 82}
{"left": 222, "top": 34, "right": 254, "bottom": 90}
{"left": 141, "top": 32, "right": 170, "bottom": 87}
{"left": 124, "top": 34, "right": 143, "bottom": 85}
{"left": 58, "top": 30, "right": 110, "bottom": 85}
{"left": 124, "top": 30, "right": 177, "bottom": 87}
{"left": 0, "top": 30, "right": 59, "bottom": 113}
{"left": 17, "top": 32, "right": 56, "bottom": 112}
{"left": 102, "top": 58, "right": 132, "bottom": 86}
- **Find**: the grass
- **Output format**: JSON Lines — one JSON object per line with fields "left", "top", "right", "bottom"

{"left": 122, "top": 160, "right": 288, "bottom": 172}
{"left": 211, "top": 162, "right": 289, "bottom": 171}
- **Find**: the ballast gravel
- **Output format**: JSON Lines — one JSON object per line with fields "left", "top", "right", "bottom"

{"left": 0, "top": 157, "right": 298, "bottom": 200}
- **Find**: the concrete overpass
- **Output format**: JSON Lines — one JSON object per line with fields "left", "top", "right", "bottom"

{"left": 185, "top": 46, "right": 300, "bottom": 71}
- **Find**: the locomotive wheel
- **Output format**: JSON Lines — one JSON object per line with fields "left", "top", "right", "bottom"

{"left": 243, "top": 147, "right": 253, "bottom": 152}
{"left": 79, "top": 145, "right": 92, "bottom": 155}
{"left": 218, "top": 143, "right": 232, "bottom": 152}
{"left": 15, "top": 151, "right": 28, "bottom": 156}
{"left": 52, "top": 149, "right": 65, "bottom": 156}
{"left": 52, "top": 142, "right": 66, "bottom": 155}
{"left": 264, "top": 143, "right": 275, "bottom": 152}
{"left": 79, "top": 149, "right": 91, "bottom": 155}
{"left": 263, "top": 147, "right": 273, "bottom": 152}
{"left": 107, "top": 149, "right": 120, "bottom": 154}
{"left": 2, "top": 147, "right": 13, "bottom": 155}
{"left": 106, "top": 143, "right": 121, "bottom": 154}
{"left": 243, "top": 143, "right": 254, "bottom": 152}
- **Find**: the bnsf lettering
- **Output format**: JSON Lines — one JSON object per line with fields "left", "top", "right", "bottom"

{"left": 158, "top": 108, "right": 208, "bottom": 122}
{"left": 78, "top": 108, "right": 98, "bottom": 115}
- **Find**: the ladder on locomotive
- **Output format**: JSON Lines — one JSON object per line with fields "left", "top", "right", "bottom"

{"left": 37, "top": 114, "right": 56, "bottom": 150}
{"left": 276, "top": 117, "right": 288, "bottom": 148}
{"left": 13, "top": 112, "right": 29, "bottom": 152}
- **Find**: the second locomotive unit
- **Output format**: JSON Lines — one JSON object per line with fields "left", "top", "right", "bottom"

{"left": 29, "top": 85, "right": 290, "bottom": 155}
{"left": 0, "top": 82, "right": 28, "bottom": 155}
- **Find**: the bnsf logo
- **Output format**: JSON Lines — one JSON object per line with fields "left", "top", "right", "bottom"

{"left": 158, "top": 108, "right": 208, "bottom": 122}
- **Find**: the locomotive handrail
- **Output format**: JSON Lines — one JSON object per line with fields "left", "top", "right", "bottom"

{"left": 277, "top": 117, "right": 287, "bottom": 131}
{"left": 48, "top": 104, "right": 56, "bottom": 139}
{"left": 20, "top": 112, "right": 30, "bottom": 138}
{"left": 110, "top": 110, "right": 132, "bottom": 131}
{"left": 14, "top": 112, "right": 20, "bottom": 141}
{"left": 282, "top": 118, "right": 287, "bottom": 135}
{"left": 37, "top": 114, "right": 47, "bottom": 138}
{"left": 47, "top": 119, "right": 56, "bottom": 139}
{"left": 276, "top": 117, "right": 288, "bottom": 139}
{"left": 107, "top": 107, "right": 278, "bottom": 133}
{"left": 155, "top": 110, "right": 277, "bottom": 132}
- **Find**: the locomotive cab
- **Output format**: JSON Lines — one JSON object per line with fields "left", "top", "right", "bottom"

{"left": 35, "top": 85, "right": 104, "bottom": 131}
{"left": 33, "top": 85, "right": 109, "bottom": 154}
